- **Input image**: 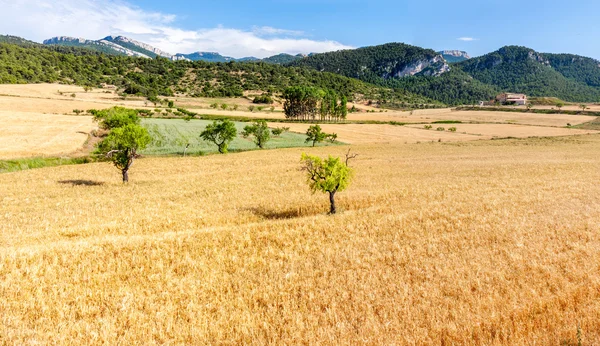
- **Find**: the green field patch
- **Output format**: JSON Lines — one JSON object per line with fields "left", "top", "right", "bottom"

{"left": 140, "top": 118, "right": 341, "bottom": 156}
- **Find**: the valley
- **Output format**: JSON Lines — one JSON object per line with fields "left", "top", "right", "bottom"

{"left": 2, "top": 29, "right": 600, "bottom": 345}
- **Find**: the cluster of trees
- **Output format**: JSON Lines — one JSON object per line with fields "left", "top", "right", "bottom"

{"left": 88, "top": 107, "right": 352, "bottom": 214}
{"left": 283, "top": 87, "right": 348, "bottom": 122}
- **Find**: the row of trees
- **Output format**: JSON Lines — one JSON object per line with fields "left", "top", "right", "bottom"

{"left": 283, "top": 86, "right": 348, "bottom": 122}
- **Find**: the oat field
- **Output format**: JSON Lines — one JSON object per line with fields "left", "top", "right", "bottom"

{"left": 2, "top": 136, "right": 600, "bottom": 345}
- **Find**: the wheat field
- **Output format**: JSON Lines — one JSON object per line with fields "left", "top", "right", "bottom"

{"left": 2, "top": 135, "right": 600, "bottom": 345}
{"left": 0, "top": 111, "right": 97, "bottom": 160}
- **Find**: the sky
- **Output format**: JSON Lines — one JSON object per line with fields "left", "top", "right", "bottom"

{"left": 1, "top": 0, "right": 599, "bottom": 59}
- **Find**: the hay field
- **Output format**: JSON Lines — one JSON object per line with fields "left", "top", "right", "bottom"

{"left": 275, "top": 122, "right": 599, "bottom": 144}
{"left": 2, "top": 136, "right": 600, "bottom": 344}
{"left": 406, "top": 123, "right": 599, "bottom": 140}
{"left": 0, "top": 111, "right": 97, "bottom": 159}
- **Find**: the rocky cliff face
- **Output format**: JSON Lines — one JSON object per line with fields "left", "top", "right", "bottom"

{"left": 390, "top": 55, "right": 450, "bottom": 78}
{"left": 103, "top": 36, "right": 172, "bottom": 58}
{"left": 440, "top": 50, "right": 471, "bottom": 59}
{"left": 43, "top": 36, "right": 93, "bottom": 45}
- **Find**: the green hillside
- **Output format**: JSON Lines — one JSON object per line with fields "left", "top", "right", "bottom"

{"left": 0, "top": 42, "right": 436, "bottom": 105}
{"left": 290, "top": 43, "right": 444, "bottom": 80}
{"left": 457, "top": 46, "right": 600, "bottom": 102}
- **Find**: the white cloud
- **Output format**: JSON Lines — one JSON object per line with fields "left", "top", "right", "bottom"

{"left": 457, "top": 37, "right": 478, "bottom": 42}
{"left": 0, "top": 0, "right": 352, "bottom": 58}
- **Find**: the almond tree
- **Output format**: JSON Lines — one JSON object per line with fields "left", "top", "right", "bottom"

{"left": 96, "top": 123, "right": 151, "bottom": 183}
{"left": 300, "top": 150, "right": 356, "bottom": 214}
{"left": 200, "top": 119, "right": 237, "bottom": 153}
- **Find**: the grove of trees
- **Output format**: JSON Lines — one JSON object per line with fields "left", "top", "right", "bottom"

{"left": 283, "top": 86, "right": 348, "bottom": 122}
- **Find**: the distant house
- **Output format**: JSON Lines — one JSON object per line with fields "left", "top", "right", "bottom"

{"left": 496, "top": 93, "right": 527, "bottom": 106}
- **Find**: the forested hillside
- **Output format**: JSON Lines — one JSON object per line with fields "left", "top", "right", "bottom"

{"left": 457, "top": 46, "right": 600, "bottom": 102}
{"left": 0, "top": 42, "right": 436, "bottom": 105}
{"left": 290, "top": 43, "right": 600, "bottom": 104}
{"left": 290, "top": 43, "right": 447, "bottom": 80}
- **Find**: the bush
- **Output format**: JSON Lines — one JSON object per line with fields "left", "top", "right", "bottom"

{"left": 448, "top": 127, "right": 457, "bottom": 132}
{"left": 436, "top": 127, "right": 445, "bottom": 131}
{"left": 424, "top": 125, "right": 433, "bottom": 130}
{"left": 253, "top": 95, "right": 273, "bottom": 104}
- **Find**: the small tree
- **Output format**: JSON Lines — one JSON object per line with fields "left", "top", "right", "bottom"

{"left": 200, "top": 119, "right": 237, "bottom": 154}
{"left": 221, "top": 104, "right": 228, "bottom": 110}
{"left": 96, "top": 124, "right": 151, "bottom": 183}
{"left": 580, "top": 104, "right": 588, "bottom": 111}
{"left": 248, "top": 105, "right": 255, "bottom": 112}
{"left": 526, "top": 103, "right": 533, "bottom": 111}
{"left": 91, "top": 107, "right": 140, "bottom": 130}
{"left": 327, "top": 133, "right": 338, "bottom": 143}
{"left": 167, "top": 100, "right": 174, "bottom": 108}
{"left": 556, "top": 102, "right": 564, "bottom": 111}
{"left": 242, "top": 120, "right": 270, "bottom": 148}
{"left": 300, "top": 150, "right": 356, "bottom": 214}
{"left": 306, "top": 124, "right": 328, "bottom": 147}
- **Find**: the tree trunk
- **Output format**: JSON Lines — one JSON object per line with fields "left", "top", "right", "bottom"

{"left": 329, "top": 191, "right": 336, "bottom": 214}
{"left": 122, "top": 169, "right": 129, "bottom": 183}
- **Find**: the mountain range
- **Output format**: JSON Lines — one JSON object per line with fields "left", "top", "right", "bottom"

{"left": 2, "top": 33, "right": 600, "bottom": 104}
{"left": 41, "top": 36, "right": 312, "bottom": 64}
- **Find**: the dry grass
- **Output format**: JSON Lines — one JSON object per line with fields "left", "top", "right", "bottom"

{"left": 2, "top": 135, "right": 600, "bottom": 344}
{"left": 0, "top": 111, "right": 97, "bottom": 159}
{"left": 273, "top": 122, "right": 599, "bottom": 144}
{"left": 406, "top": 123, "right": 599, "bottom": 140}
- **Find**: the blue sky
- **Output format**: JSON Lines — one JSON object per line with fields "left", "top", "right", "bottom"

{"left": 1, "top": 0, "right": 599, "bottom": 59}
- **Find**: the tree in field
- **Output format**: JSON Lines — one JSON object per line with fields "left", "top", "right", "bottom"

{"left": 200, "top": 119, "right": 237, "bottom": 154}
{"left": 242, "top": 120, "right": 270, "bottom": 148}
{"left": 96, "top": 123, "right": 151, "bottom": 183}
{"left": 556, "top": 102, "right": 564, "bottom": 111}
{"left": 91, "top": 107, "right": 140, "bottom": 130}
{"left": 305, "top": 124, "right": 328, "bottom": 147}
{"left": 300, "top": 150, "right": 356, "bottom": 214}
{"left": 580, "top": 104, "right": 588, "bottom": 111}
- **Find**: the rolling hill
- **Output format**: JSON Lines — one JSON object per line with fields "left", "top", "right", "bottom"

{"left": 0, "top": 40, "right": 437, "bottom": 106}
{"left": 457, "top": 46, "right": 600, "bottom": 102}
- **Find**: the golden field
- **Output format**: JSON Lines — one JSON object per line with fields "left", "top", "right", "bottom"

{"left": 0, "top": 111, "right": 96, "bottom": 159}
{"left": 274, "top": 122, "right": 598, "bottom": 144}
{"left": 2, "top": 135, "right": 600, "bottom": 344}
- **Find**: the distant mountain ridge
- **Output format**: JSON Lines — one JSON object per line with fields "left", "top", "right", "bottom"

{"left": 43, "top": 36, "right": 165, "bottom": 58}
{"left": 4, "top": 33, "right": 600, "bottom": 104}
{"left": 42, "top": 35, "right": 307, "bottom": 64}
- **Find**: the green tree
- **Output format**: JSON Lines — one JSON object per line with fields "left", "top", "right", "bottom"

{"left": 300, "top": 151, "right": 356, "bottom": 214}
{"left": 242, "top": 120, "right": 270, "bottom": 148}
{"left": 580, "top": 104, "right": 588, "bottom": 111}
{"left": 556, "top": 102, "right": 564, "bottom": 111}
{"left": 305, "top": 124, "right": 328, "bottom": 147}
{"left": 91, "top": 107, "right": 140, "bottom": 130}
{"left": 96, "top": 123, "right": 151, "bottom": 183}
{"left": 199, "top": 119, "right": 237, "bottom": 153}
